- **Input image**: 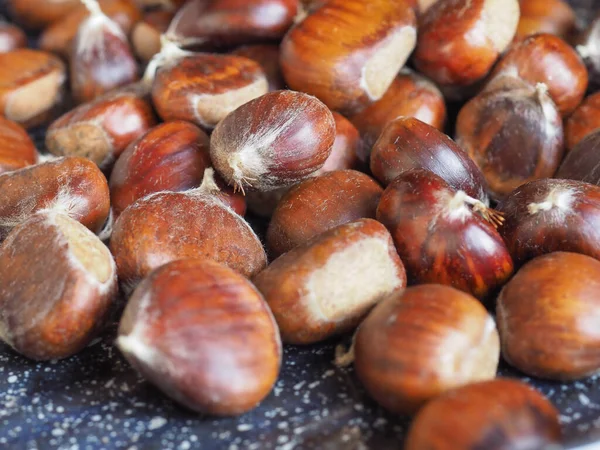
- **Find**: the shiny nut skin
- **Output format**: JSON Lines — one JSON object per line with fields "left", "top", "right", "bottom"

{"left": 371, "top": 117, "right": 489, "bottom": 203}
{"left": 354, "top": 285, "right": 500, "bottom": 414}
{"left": 211, "top": 90, "right": 335, "bottom": 192}
{"left": 0, "top": 157, "right": 110, "bottom": 241}
{"left": 456, "top": 76, "right": 564, "bottom": 200}
{"left": 0, "top": 116, "right": 37, "bottom": 174}
{"left": 117, "top": 258, "right": 281, "bottom": 416}
{"left": 0, "top": 22, "right": 26, "bottom": 52}
{"left": 498, "top": 179, "right": 600, "bottom": 266}
{"left": 0, "top": 212, "right": 117, "bottom": 360}
{"left": 497, "top": 252, "right": 600, "bottom": 380}
{"left": 377, "top": 170, "right": 513, "bottom": 300}
{"left": 196, "top": 168, "right": 247, "bottom": 217}
{"left": 267, "top": 170, "right": 382, "bottom": 258}
{"left": 110, "top": 190, "right": 267, "bottom": 293}
{"left": 110, "top": 121, "right": 211, "bottom": 218}
{"left": 46, "top": 85, "right": 156, "bottom": 169}
{"left": 349, "top": 69, "right": 446, "bottom": 164}
{"left": 414, "top": 0, "right": 519, "bottom": 86}
{"left": 231, "top": 45, "right": 286, "bottom": 92}
{"left": 0, "top": 49, "right": 66, "bottom": 128}
{"left": 312, "top": 112, "right": 360, "bottom": 176}
{"left": 565, "top": 92, "right": 600, "bottom": 152}
{"left": 8, "top": 0, "right": 80, "bottom": 30}
{"left": 557, "top": 130, "right": 600, "bottom": 185}
{"left": 131, "top": 10, "right": 174, "bottom": 63}
{"left": 254, "top": 219, "right": 406, "bottom": 345}
{"left": 489, "top": 33, "right": 588, "bottom": 116}
{"left": 515, "top": 0, "right": 575, "bottom": 41}
{"left": 405, "top": 379, "right": 562, "bottom": 450}
{"left": 152, "top": 54, "right": 268, "bottom": 130}
{"left": 280, "top": 0, "right": 417, "bottom": 115}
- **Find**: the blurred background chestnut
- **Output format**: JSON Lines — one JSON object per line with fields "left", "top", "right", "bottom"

{"left": 557, "top": 129, "right": 600, "bottom": 185}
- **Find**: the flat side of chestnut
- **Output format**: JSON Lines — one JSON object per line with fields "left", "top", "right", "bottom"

{"left": 557, "top": 129, "right": 600, "bottom": 185}
{"left": 0, "top": 116, "right": 37, "bottom": 174}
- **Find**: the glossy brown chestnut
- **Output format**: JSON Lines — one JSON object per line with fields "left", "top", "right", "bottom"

{"left": 353, "top": 285, "right": 500, "bottom": 414}
{"left": 405, "top": 379, "right": 562, "bottom": 449}
{"left": 231, "top": 44, "right": 286, "bottom": 92}
{"left": 575, "top": 14, "right": 600, "bottom": 86}
{"left": 152, "top": 53, "right": 268, "bottom": 130}
{"left": 0, "top": 49, "right": 66, "bottom": 128}
{"left": 0, "top": 116, "right": 37, "bottom": 174}
{"left": 195, "top": 168, "right": 247, "bottom": 217}
{"left": 131, "top": 10, "right": 174, "bottom": 63}
{"left": 497, "top": 252, "right": 600, "bottom": 380}
{"left": 565, "top": 92, "right": 600, "bottom": 152}
{"left": 46, "top": 85, "right": 156, "bottom": 169}
{"left": 312, "top": 112, "right": 360, "bottom": 176}
{"left": 0, "top": 157, "right": 110, "bottom": 241}
{"left": 557, "top": 129, "right": 600, "bottom": 185}
{"left": 349, "top": 69, "right": 446, "bottom": 164}
{"left": 0, "top": 211, "right": 117, "bottom": 360}
{"left": 377, "top": 170, "right": 513, "bottom": 300}
{"left": 8, "top": 0, "right": 80, "bottom": 30}
{"left": 280, "top": 0, "right": 416, "bottom": 115}
{"left": 498, "top": 179, "right": 600, "bottom": 266}
{"left": 370, "top": 117, "right": 489, "bottom": 203}
{"left": 515, "top": 0, "right": 575, "bottom": 41}
{"left": 210, "top": 90, "right": 335, "bottom": 192}
{"left": 0, "top": 22, "right": 26, "bottom": 52}
{"left": 267, "top": 170, "right": 382, "bottom": 258}
{"left": 110, "top": 189, "right": 267, "bottom": 293}
{"left": 117, "top": 258, "right": 281, "bottom": 416}
{"left": 456, "top": 76, "right": 564, "bottom": 199}
{"left": 413, "top": 0, "right": 519, "bottom": 86}
{"left": 254, "top": 219, "right": 406, "bottom": 345}
{"left": 489, "top": 33, "right": 588, "bottom": 116}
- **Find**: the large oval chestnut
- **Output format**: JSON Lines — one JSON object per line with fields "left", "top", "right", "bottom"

{"left": 556, "top": 129, "right": 600, "bottom": 185}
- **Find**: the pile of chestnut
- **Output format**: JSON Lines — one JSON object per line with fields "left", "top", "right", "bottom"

{"left": 1, "top": 0, "right": 600, "bottom": 447}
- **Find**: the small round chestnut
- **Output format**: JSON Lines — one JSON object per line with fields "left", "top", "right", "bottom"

{"left": 557, "top": 129, "right": 600, "bottom": 185}
{"left": 565, "top": 92, "right": 600, "bottom": 152}
{"left": 514, "top": 0, "right": 575, "bottom": 41}
{"left": 497, "top": 252, "right": 600, "bottom": 380}
{"left": 376, "top": 169, "right": 513, "bottom": 300}
{"left": 352, "top": 284, "right": 500, "bottom": 415}
{"left": 117, "top": 258, "right": 281, "bottom": 416}
{"left": 405, "top": 379, "right": 562, "bottom": 450}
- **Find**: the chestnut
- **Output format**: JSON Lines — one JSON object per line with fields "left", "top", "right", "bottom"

{"left": 498, "top": 178, "right": 600, "bottom": 266}
{"left": 0, "top": 21, "right": 26, "bottom": 53}
{"left": 131, "top": 10, "right": 174, "bottom": 63}
{"left": 377, "top": 169, "right": 513, "bottom": 300}
{"left": 405, "top": 379, "right": 562, "bottom": 449}
{"left": 489, "top": 33, "right": 588, "bottom": 116}
{"left": 370, "top": 117, "right": 489, "bottom": 204}
{"left": 0, "top": 116, "right": 37, "bottom": 175}
{"left": 46, "top": 84, "right": 156, "bottom": 169}
{"left": 254, "top": 219, "right": 406, "bottom": 345}
{"left": 231, "top": 45, "right": 286, "bottom": 92}
{"left": 195, "top": 168, "right": 247, "bottom": 217}
{"left": 109, "top": 188, "right": 267, "bottom": 293}
{"left": 312, "top": 112, "right": 360, "bottom": 176}
{"left": 349, "top": 69, "right": 447, "bottom": 164}
{"left": 151, "top": 53, "right": 268, "bottom": 130}
{"left": 245, "top": 187, "right": 289, "bottom": 219}
{"left": 353, "top": 284, "right": 500, "bottom": 414}
{"left": 556, "top": 129, "right": 600, "bottom": 185}
{"left": 0, "top": 211, "right": 117, "bottom": 360}
{"left": 575, "top": 14, "right": 600, "bottom": 86}
{"left": 116, "top": 258, "right": 281, "bottom": 416}
{"left": 210, "top": 90, "right": 335, "bottom": 192}
{"left": 0, "top": 157, "right": 110, "bottom": 241}
{"left": 413, "top": 0, "right": 519, "bottom": 86}
{"left": 515, "top": 0, "right": 575, "bottom": 41}
{"left": 456, "top": 76, "right": 564, "bottom": 200}
{"left": 497, "top": 252, "right": 600, "bottom": 380}
{"left": 7, "top": 0, "right": 80, "bottom": 30}
{"left": 280, "top": 0, "right": 417, "bottom": 115}
{"left": 565, "top": 92, "right": 600, "bottom": 152}
{"left": 267, "top": 170, "right": 382, "bottom": 258}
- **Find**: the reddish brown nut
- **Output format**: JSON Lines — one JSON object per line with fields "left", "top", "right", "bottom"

{"left": 117, "top": 258, "right": 281, "bottom": 415}
{"left": 231, "top": 45, "right": 286, "bottom": 92}
{"left": 39, "top": 0, "right": 142, "bottom": 59}
{"left": 168, "top": 0, "right": 298, "bottom": 49}
{"left": 416, "top": 0, "right": 438, "bottom": 13}
{"left": 151, "top": 53, "right": 268, "bottom": 130}
{"left": 414, "top": 0, "right": 519, "bottom": 86}
{"left": 110, "top": 189, "right": 267, "bottom": 293}
{"left": 456, "top": 77, "right": 564, "bottom": 200}
{"left": 0, "top": 116, "right": 37, "bottom": 174}
{"left": 109, "top": 120, "right": 211, "bottom": 218}
{"left": 498, "top": 179, "right": 600, "bottom": 266}
{"left": 0, "top": 22, "right": 26, "bottom": 52}
{"left": 312, "top": 112, "right": 360, "bottom": 176}
{"left": 377, "top": 170, "right": 513, "bottom": 300}
{"left": 46, "top": 85, "right": 156, "bottom": 169}
{"left": 196, "top": 168, "right": 247, "bottom": 217}
{"left": 565, "top": 92, "right": 600, "bottom": 152}
{"left": 0, "top": 157, "right": 110, "bottom": 240}
{"left": 353, "top": 285, "right": 500, "bottom": 414}
{"left": 131, "top": 10, "right": 174, "bottom": 63}
{"left": 489, "top": 34, "right": 588, "bottom": 116}
{"left": 557, "top": 129, "right": 600, "bottom": 185}
{"left": 370, "top": 117, "right": 489, "bottom": 203}
{"left": 575, "top": 15, "right": 600, "bottom": 86}
{"left": 280, "top": 0, "right": 416, "bottom": 115}
{"left": 515, "top": 0, "right": 575, "bottom": 42}
{"left": 349, "top": 69, "right": 446, "bottom": 164}
{"left": 497, "top": 252, "right": 600, "bottom": 380}
{"left": 210, "top": 90, "right": 335, "bottom": 192}
{"left": 8, "top": 0, "right": 80, "bottom": 30}
{"left": 133, "top": 0, "right": 186, "bottom": 10}
{"left": 405, "top": 379, "right": 562, "bottom": 449}
{"left": 254, "top": 219, "right": 406, "bottom": 344}
{"left": 0, "top": 49, "right": 66, "bottom": 128}
{"left": 267, "top": 170, "right": 382, "bottom": 258}
{"left": 0, "top": 211, "right": 117, "bottom": 360}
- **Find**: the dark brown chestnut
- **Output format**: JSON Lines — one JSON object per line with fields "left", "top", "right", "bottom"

{"left": 565, "top": 92, "right": 600, "bottom": 152}
{"left": 231, "top": 44, "right": 286, "bottom": 92}
{"left": 575, "top": 14, "right": 600, "bottom": 86}
{"left": 557, "top": 129, "right": 600, "bottom": 185}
